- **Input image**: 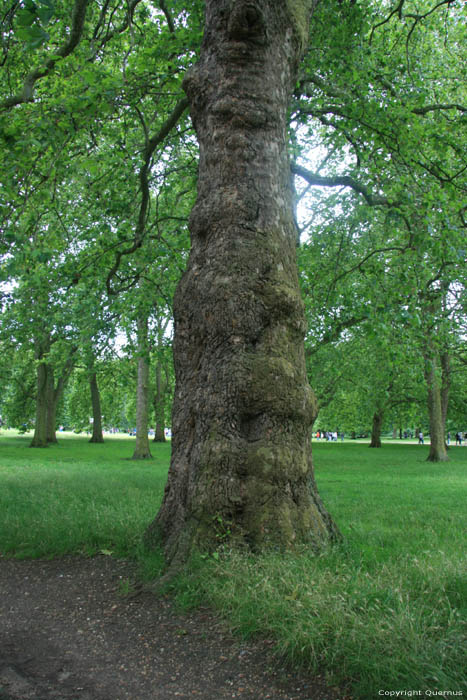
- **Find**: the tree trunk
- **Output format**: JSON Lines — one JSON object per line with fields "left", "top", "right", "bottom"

{"left": 30, "top": 356, "right": 48, "bottom": 448}
{"left": 153, "top": 422, "right": 166, "bottom": 443}
{"left": 369, "top": 409, "right": 384, "bottom": 448}
{"left": 132, "top": 314, "right": 152, "bottom": 460}
{"left": 146, "top": 0, "right": 338, "bottom": 567}
{"left": 153, "top": 359, "right": 167, "bottom": 443}
{"left": 45, "top": 351, "right": 76, "bottom": 443}
{"left": 89, "top": 372, "right": 104, "bottom": 443}
{"left": 440, "top": 350, "right": 450, "bottom": 433}
{"left": 425, "top": 354, "right": 448, "bottom": 462}
{"left": 46, "top": 365, "right": 58, "bottom": 443}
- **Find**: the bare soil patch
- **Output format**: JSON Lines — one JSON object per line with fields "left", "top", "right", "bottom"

{"left": 0, "top": 556, "right": 348, "bottom": 700}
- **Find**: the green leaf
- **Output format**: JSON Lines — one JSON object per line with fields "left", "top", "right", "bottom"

{"left": 16, "top": 9, "right": 36, "bottom": 27}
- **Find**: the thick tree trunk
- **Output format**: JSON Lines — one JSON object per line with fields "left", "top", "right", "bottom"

{"left": 89, "top": 372, "right": 104, "bottom": 443}
{"left": 146, "top": 0, "right": 338, "bottom": 566}
{"left": 132, "top": 314, "right": 152, "bottom": 460}
{"left": 369, "top": 409, "right": 384, "bottom": 448}
{"left": 425, "top": 354, "right": 448, "bottom": 462}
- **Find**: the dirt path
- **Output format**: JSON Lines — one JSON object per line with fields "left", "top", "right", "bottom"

{"left": 0, "top": 557, "right": 347, "bottom": 700}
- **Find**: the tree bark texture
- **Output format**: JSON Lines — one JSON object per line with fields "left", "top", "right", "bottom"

{"left": 89, "top": 372, "right": 104, "bottom": 443}
{"left": 132, "top": 314, "right": 152, "bottom": 460}
{"left": 146, "top": 0, "right": 338, "bottom": 566}
{"left": 369, "top": 409, "right": 383, "bottom": 448}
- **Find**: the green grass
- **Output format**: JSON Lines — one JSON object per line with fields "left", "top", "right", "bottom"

{"left": 1, "top": 431, "right": 466, "bottom": 698}
{"left": 0, "top": 430, "right": 169, "bottom": 558}
{"left": 176, "top": 443, "right": 466, "bottom": 698}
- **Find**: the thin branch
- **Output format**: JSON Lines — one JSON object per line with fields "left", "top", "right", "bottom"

{"left": 370, "top": 1, "right": 405, "bottom": 44}
{"left": 106, "top": 96, "right": 190, "bottom": 295}
{"left": 306, "top": 315, "right": 366, "bottom": 357}
{"left": 412, "top": 103, "right": 466, "bottom": 115}
{"left": 291, "top": 163, "right": 394, "bottom": 207}
{"left": 0, "top": 0, "right": 89, "bottom": 111}
{"left": 159, "top": 0, "right": 175, "bottom": 34}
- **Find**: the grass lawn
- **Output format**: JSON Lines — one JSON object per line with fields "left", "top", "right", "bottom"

{"left": 1, "top": 430, "right": 466, "bottom": 698}
{"left": 0, "top": 430, "right": 169, "bottom": 559}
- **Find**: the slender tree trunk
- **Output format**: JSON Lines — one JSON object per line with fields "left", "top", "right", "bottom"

{"left": 132, "top": 314, "right": 152, "bottom": 460}
{"left": 30, "top": 356, "right": 48, "bottom": 448}
{"left": 153, "top": 356, "right": 168, "bottom": 443}
{"left": 369, "top": 409, "right": 384, "bottom": 448}
{"left": 146, "top": 0, "right": 338, "bottom": 567}
{"left": 153, "top": 360, "right": 167, "bottom": 443}
{"left": 440, "top": 351, "right": 450, "bottom": 433}
{"left": 154, "top": 422, "right": 166, "bottom": 442}
{"left": 425, "top": 353, "right": 448, "bottom": 462}
{"left": 46, "top": 365, "right": 58, "bottom": 443}
{"left": 45, "top": 352, "right": 76, "bottom": 443}
{"left": 89, "top": 372, "right": 104, "bottom": 443}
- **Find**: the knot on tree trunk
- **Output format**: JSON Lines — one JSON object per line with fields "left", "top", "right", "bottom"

{"left": 227, "top": 2, "right": 267, "bottom": 43}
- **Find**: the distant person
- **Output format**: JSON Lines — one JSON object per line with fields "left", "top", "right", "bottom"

{"left": 418, "top": 431, "right": 424, "bottom": 445}
{"left": 447, "top": 431, "right": 451, "bottom": 445}
{"left": 455, "top": 432, "right": 462, "bottom": 446}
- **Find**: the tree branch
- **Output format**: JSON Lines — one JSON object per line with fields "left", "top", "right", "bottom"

{"left": 159, "top": 0, "right": 175, "bottom": 34}
{"left": 412, "top": 103, "right": 466, "bottom": 115}
{"left": 291, "top": 162, "right": 394, "bottom": 207}
{"left": 106, "top": 96, "right": 190, "bottom": 296}
{"left": 0, "top": 0, "right": 89, "bottom": 111}
{"left": 306, "top": 315, "right": 366, "bottom": 357}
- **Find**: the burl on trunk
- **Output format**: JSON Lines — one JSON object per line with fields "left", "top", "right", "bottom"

{"left": 146, "top": 0, "right": 339, "bottom": 566}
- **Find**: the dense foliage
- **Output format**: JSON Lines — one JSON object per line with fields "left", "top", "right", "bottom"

{"left": 0, "top": 0, "right": 465, "bottom": 448}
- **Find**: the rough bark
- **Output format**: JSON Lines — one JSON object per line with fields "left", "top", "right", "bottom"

{"left": 132, "top": 314, "right": 152, "bottom": 460}
{"left": 369, "top": 409, "right": 384, "bottom": 448}
{"left": 89, "top": 372, "right": 104, "bottom": 443}
{"left": 146, "top": 0, "right": 338, "bottom": 567}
